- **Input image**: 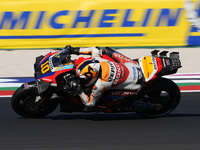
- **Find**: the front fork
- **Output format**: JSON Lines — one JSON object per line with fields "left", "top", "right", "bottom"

{"left": 22, "top": 81, "right": 55, "bottom": 107}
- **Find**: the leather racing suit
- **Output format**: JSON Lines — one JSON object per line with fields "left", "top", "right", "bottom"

{"left": 71, "top": 46, "right": 143, "bottom": 107}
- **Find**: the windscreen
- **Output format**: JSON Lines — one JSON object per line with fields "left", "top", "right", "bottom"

{"left": 51, "top": 49, "right": 71, "bottom": 67}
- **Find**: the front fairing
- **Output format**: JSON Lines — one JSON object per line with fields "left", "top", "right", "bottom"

{"left": 34, "top": 49, "right": 74, "bottom": 93}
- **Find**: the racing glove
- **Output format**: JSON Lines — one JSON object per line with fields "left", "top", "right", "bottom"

{"left": 64, "top": 45, "right": 80, "bottom": 55}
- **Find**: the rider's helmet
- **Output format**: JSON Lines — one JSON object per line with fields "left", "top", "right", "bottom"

{"left": 76, "top": 59, "right": 101, "bottom": 86}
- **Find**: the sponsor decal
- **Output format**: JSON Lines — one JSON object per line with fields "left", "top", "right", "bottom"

{"left": 41, "top": 78, "right": 52, "bottom": 82}
{"left": 165, "top": 59, "right": 170, "bottom": 66}
{"left": 49, "top": 56, "right": 54, "bottom": 70}
{"left": 110, "top": 90, "right": 136, "bottom": 96}
{"left": 1, "top": 0, "right": 200, "bottom": 48}
{"left": 0, "top": 8, "right": 181, "bottom": 30}
{"left": 113, "top": 53, "right": 134, "bottom": 63}
{"left": 0, "top": 0, "right": 186, "bottom": 48}
{"left": 111, "top": 63, "right": 129, "bottom": 87}
{"left": 132, "top": 67, "right": 137, "bottom": 82}
{"left": 152, "top": 57, "right": 158, "bottom": 70}
{"left": 107, "top": 61, "right": 116, "bottom": 82}
{"left": 112, "top": 63, "right": 123, "bottom": 86}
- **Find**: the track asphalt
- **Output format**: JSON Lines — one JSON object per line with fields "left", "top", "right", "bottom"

{"left": 0, "top": 92, "right": 200, "bottom": 150}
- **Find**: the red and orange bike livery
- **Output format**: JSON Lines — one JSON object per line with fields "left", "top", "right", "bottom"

{"left": 11, "top": 48, "right": 181, "bottom": 118}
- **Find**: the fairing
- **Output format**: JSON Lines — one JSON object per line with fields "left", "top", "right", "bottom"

{"left": 138, "top": 50, "right": 181, "bottom": 82}
{"left": 34, "top": 49, "right": 74, "bottom": 93}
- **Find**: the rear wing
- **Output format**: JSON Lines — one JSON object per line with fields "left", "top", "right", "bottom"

{"left": 151, "top": 50, "right": 182, "bottom": 76}
{"left": 138, "top": 50, "right": 182, "bottom": 82}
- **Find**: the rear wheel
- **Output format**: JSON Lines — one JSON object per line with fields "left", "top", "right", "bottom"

{"left": 135, "top": 78, "right": 181, "bottom": 118}
{"left": 11, "top": 85, "right": 58, "bottom": 118}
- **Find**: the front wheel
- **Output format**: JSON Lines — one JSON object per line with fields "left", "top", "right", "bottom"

{"left": 135, "top": 78, "right": 181, "bottom": 118}
{"left": 11, "top": 84, "right": 58, "bottom": 118}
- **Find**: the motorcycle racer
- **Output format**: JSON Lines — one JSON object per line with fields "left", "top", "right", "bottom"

{"left": 65, "top": 45, "right": 144, "bottom": 107}
{"left": 11, "top": 44, "right": 181, "bottom": 118}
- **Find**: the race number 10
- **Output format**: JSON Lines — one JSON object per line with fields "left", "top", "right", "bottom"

{"left": 41, "top": 61, "right": 50, "bottom": 74}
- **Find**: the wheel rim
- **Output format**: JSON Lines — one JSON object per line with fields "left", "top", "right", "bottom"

{"left": 19, "top": 92, "right": 44, "bottom": 113}
{"left": 137, "top": 89, "right": 175, "bottom": 117}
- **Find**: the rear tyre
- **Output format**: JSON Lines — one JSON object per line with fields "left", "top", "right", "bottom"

{"left": 135, "top": 78, "right": 181, "bottom": 118}
{"left": 11, "top": 85, "right": 58, "bottom": 118}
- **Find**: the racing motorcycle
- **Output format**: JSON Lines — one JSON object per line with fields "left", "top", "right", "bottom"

{"left": 11, "top": 48, "right": 182, "bottom": 118}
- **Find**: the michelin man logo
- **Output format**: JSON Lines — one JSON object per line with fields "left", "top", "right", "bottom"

{"left": 184, "top": 0, "right": 200, "bottom": 31}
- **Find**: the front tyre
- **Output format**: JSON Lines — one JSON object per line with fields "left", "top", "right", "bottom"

{"left": 11, "top": 84, "right": 58, "bottom": 118}
{"left": 135, "top": 78, "right": 181, "bottom": 118}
